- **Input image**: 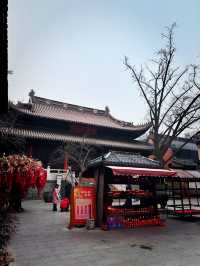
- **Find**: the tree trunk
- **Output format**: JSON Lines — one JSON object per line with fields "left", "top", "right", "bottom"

{"left": 153, "top": 138, "right": 165, "bottom": 168}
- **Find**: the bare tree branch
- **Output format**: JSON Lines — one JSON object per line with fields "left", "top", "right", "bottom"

{"left": 124, "top": 57, "right": 155, "bottom": 116}
{"left": 125, "top": 23, "right": 200, "bottom": 167}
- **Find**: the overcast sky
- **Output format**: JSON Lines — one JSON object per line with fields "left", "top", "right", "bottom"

{"left": 8, "top": 0, "right": 200, "bottom": 124}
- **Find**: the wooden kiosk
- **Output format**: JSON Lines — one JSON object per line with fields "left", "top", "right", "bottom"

{"left": 81, "top": 152, "right": 200, "bottom": 229}
{"left": 83, "top": 151, "right": 176, "bottom": 228}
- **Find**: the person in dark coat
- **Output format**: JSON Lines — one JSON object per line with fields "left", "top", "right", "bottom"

{"left": 125, "top": 184, "right": 132, "bottom": 208}
{"left": 64, "top": 180, "right": 72, "bottom": 200}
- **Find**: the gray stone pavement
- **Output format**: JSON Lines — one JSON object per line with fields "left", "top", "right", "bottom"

{"left": 9, "top": 200, "right": 200, "bottom": 266}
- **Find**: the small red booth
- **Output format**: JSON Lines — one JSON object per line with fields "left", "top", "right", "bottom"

{"left": 82, "top": 151, "right": 177, "bottom": 229}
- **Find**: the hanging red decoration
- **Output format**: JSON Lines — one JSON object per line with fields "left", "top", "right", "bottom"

{"left": 0, "top": 154, "right": 47, "bottom": 198}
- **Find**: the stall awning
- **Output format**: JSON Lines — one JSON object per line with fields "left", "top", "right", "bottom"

{"left": 174, "top": 169, "right": 200, "bottom": 179}
{"left": 107, "top": 166, "right": 176, "bottom": 177}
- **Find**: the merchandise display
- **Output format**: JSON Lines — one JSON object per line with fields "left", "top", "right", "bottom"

{"left": 104, "top": 177, "right": 163, "bottom": 230}
{"left": 166, "top": 177, "right": 200, "bottom": 217}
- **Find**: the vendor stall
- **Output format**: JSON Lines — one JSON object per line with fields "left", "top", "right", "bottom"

{"left": 83, "top": 151, "right": 176, "bottom": 229}
{"left": 96, "top": 166, "right": 176, "bottom": 229}
{"left": 165, "top": 170, "right": 200, "bottom": 217}
{"left": 78, "top": 151, "right": 200, "bottom": 229}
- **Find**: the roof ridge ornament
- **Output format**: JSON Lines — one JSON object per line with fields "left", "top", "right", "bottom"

{"left": 103, "top": 152, "right": 111, "bottom": 159}
{"left": 28, "top": 89, "right": 35, "bottom": 104}
{"left": 105, "top": 106, "right": 110, "bottom": 115}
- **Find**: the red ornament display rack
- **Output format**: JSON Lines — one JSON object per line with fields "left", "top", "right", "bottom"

{"left": 103, "top": 176, "right": 164, "bottom": 230}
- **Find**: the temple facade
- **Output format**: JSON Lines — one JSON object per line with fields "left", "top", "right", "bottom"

{"left": 0, "top": 92, "right": 153, "bottom": 168}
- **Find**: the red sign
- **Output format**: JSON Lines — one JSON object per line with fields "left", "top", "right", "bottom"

{"left": 69, "top": 186, "right": 96, "bottom": 228}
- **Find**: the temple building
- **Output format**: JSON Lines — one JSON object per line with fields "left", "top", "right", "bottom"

{"left": 0, "top": 92, "right": 153, "bottom": 168}
{"left": 147, "top": 134, "right": 199, "bottom": 170}
{"left": 170, "top": 138, "right": 199, "bottom": 169}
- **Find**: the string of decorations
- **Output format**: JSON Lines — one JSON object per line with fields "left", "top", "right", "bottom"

{"left": 0, "top": 154, "right": 47, "bottom": 197}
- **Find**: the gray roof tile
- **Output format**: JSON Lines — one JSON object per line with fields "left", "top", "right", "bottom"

{"left": 14, "top": 95, "right": 151, "bottom": 132}
{"left": 88, "top": 151, "right": 160, "bottom": 168}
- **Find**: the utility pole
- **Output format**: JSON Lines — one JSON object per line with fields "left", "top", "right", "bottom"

{"left": 0, "top": 0, "right": 8, "bottom": 114}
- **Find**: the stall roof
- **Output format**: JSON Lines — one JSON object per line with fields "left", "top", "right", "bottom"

{"left": 107, "top": 166, "right": 176, "bottom": 177}
{"left": 174, "top": 169, "right": 200, "bottom": 178}
{"left": 88, "top": 151, "right": 160, "bottom": 168}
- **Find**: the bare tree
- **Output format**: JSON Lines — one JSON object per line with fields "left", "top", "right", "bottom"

{"left": 124, "top": 23, "right": 200, "bottom": 167}
{"left": 49, "top": 137, "right": 103, "bottom": 176}
{"left": 64, "top": 141, "right": 96, "bottom": 176}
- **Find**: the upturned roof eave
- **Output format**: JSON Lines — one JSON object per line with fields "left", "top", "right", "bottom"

{"left": 12, "top": 104, "right": 152, "bottom": 133}
{"left": 0, "top": 126, "right": 153, "bottom": 151}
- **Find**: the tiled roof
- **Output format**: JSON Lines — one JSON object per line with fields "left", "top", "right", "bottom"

{"left": 148, "top": 134, "right": 198, "bottom": 151}
{"left": 171, "top": 140, "right": 198, "bottom": 151}
{"left": 14, "top": 95, "right": 151, "bottom": 132}
{"left": 172, "top": 158, "right": 198, "bottom": 168}
{"left": 88, "top": 150, "right": 160, "bottom": 168}
{"left": 174, "top": 169, "right": 200, "bottom": 178}
{"left": 0, "top": 127, "right": 153, "bottom": 151}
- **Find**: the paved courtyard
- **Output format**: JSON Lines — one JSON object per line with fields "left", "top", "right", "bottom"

{"left": 10, "top": 200, "right": 200, "bottom": 266}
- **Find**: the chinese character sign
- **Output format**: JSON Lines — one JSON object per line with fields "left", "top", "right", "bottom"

{"left": 75, "top": 199, "right": 91, "bottom": 219}
{"left": 69, "top": 186, "right": 96, "bottom": 228}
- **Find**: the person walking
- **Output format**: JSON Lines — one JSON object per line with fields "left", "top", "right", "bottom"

{"left": 52, "top": 184, "right": 60, "bottom": 211}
